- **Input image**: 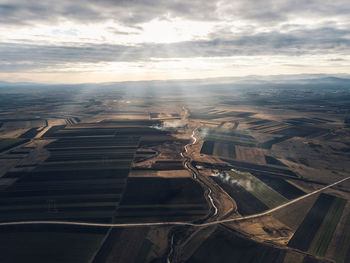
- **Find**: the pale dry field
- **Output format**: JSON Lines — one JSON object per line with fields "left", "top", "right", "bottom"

{"left": 235, "top": 145, "right": 266, "bottom": 164}
{"left": 129, "top": 169, "right": 191, "bottom": 178}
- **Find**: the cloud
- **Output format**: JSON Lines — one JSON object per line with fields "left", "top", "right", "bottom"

{"left": 1, "top": 25, "right": 349, "bottom": 72}
{"left": 0, "top": 0, "right": 219, "bottom": 26}
{"left": 0, "top": 0, "right": 349, "bottom": 27}
{"left": 0, "top": 1, "right": 349, "bottom": 80}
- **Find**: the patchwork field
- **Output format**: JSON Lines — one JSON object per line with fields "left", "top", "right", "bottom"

{"left": 199, "top": 128, "right": 259, "bottom": 148}
{"left": 0, "top": 138, "right": 29, "bottom": 152}
{"left": 0, "top": 225, "right": 108, "bottom": 263}
{"left": 0, "top": 80, "right": 349, "bottom": 263}
{"left": 187, "top": 226, "right": 289, "bottom": 263}
{"left": 214, "top": 170, "right": 288, "bottom": 210}
{"left": 200, "top": 140, "right": 236, "bottom": 159}
{"left": 288, "top": 193, "right": 347, "bottom": 260}
{"left": 308, "top": 197, "right": 346, "bottom": 256}
{"left": 235, "top": 145, "right": 265, "bottom": 164}
{"left": 0, "top": 119, "right": 47, "bottom": 129}
{"left": 129, "top": 169, "right": 191, "bottom": 178}
{"left": 115, "top": 177, "right": 209, "bottom": 222}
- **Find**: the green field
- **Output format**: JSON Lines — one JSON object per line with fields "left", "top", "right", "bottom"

{"left": 308, "top": 197, "right": 346, "bottom": 256}
{"left": 226, "top": 170, "right": 288, "bottom": 208}
{"left": 333, "top": 209, "right": 350, "bottom": 263}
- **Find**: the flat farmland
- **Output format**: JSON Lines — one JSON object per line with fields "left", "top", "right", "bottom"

{"left": 203, "top": 135, "right": 258, "bottom": 147}
{"left": 0, "top": 225, "right": 107, "bottom": 263}
{"left": 259, "top": 135, "right": 293, "bottom": 149}
{"left": 222, "top": 158, "right": 298, "bottom": 177}
{"left": 0, "top": 183, "right": 125, "bottom": 200}
{"left": 46, "top": 150, "right": 135, "bottom": 162}
{"left": 139, "top": 135, "right": 187, "bottom": 147}
{"left": 248, "top": 119, "right": 272, "bottom": 126}
{"left": 271, "top": 125, "right": 327, "bottom": 138}
{"left": 288, "top": 194, "right": 337, "bottom": 252}
{"left": 198, "top": 128, "right": 259, "bottom": 148}
{"left": 327, "top": 202, "right": 350, "bottom": 263}
{"left": 92, "top": 227, "right": 150, "bottom": 263}
{"left": 248, "top": 121, "right": 290, "bottom": 134}
{"left": 3, "top": 169, "right": 130, "bottom": 181}
{"left": 282, "top": 251, "right": 305, "bottom": 263}
{"left": 0, "top": 77, "right": 346, "bottom": 263}
{"left": 5, "top": 178, "right": 126, "bottom": 191}
{"left": 0, "top": 209, "right": 116, "bottom": 223}
{"left": 0, "top": 138, "right": 29, "bottom": 152}
{"left": 224, "top": 170, "right": 288, "bottom": 208}
{"left": 46, "top": 137, "right": 140, "bottom": 149}
{"left": 1, "top": 119, "right": 47, "bottom": 129}
{"left": 308, "top": 197, "right": 346, "bottom": 256}
{"left": 115, "top": 127, "right": 169, "bottom": 136}
{"left": 188, "top": 226, "right": 287, "bottom": 263}
{"left": 0, "top": 119, "right": 203, "bottom": 225}
{"left": 212, "top": 176, "right": 268, "bottom": 215}
{"left": 129, "top": 169, "right": 191, "bottom": 178}
{"left": 42, "top": 125, "right": 66, "bottom": 137}
{"left": 0, "top": 177, "right": 122, "bottom": 222}
{"left": 151, "top": 160, "right": 184, "bottom": 170}
{"left": 252, "top": 173, "right": 305, "bottom": 200}
{"left": 36, "top": 161, "right": 131, "bottom": 171}
{"left": 235, "top": 146, "right": 265, "bottom": 164}
{"left": 100, "top": 119, "right": 161, "bottom": 126}
{"left": 213, "top": 141, "right": 236, "bottom": 158}
{"left": 49, "top": 146, "right": 138, "bottom": 152}
{"left": 0, "top": 193, "right": 122, "bottom": 206}
{"left": 200, "top": 141, "right": 214, "bottom": 155}
{"left": 264, "top": 156, "right": 287, "bottom": 167}
{"left": 114, "top": 177, "right": 209, "bottom": 222}
{"left": 200, "top": 141, "right": 236, "bottom": 159}
{"left": 0, "top": 122, "right": 150, "bottom": 224}
{"left": 257, "top": 123, "right": 290, "bottom": 133}
{"left": 118, "top": 178, "right": 207, "bottom": 205}
{"left": 48, "top": 127, "right": 119, "bottom": 137}
{"left": 19, "top": 127, "right": 41, "bottom": 138}
{"left": 42, "top": 125, "right": 170, "bottom": 140}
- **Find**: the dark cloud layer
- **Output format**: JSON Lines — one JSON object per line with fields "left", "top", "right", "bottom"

{"left": 0, "top": 0, "right": 349, "bottom": 75}
{"left": 0, "top": 0, "right": 349, "bottom": 25}
{"left": 1, "top": 26, "right": 349, "bottom": 71}
{"left": 0, "top": 0, "right": 218, "bottom": 25}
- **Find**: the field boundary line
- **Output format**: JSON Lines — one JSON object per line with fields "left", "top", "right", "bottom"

{"left": 0, "top": 176, "right": 349, "bottom": 228}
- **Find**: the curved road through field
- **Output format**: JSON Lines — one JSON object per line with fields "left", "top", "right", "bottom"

{"left": 0, "top": 142, "right": 349, "bottom": 228}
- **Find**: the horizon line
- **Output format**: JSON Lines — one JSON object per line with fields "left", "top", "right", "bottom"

{"left": 1, "top": 72, "right": 350, "bottom": 86}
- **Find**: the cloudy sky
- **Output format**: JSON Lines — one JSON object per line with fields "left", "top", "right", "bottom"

{"left": 0, "top": 0, "right": 349, "bottom": 83}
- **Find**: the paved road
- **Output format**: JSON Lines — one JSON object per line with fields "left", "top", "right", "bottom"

{"left": 0, "top": 175, "right": 348, "bottom": 228}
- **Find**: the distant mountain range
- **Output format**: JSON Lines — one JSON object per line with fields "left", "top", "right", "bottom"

{"left": 0, "top": 74, "right": 349, "bottom": 91}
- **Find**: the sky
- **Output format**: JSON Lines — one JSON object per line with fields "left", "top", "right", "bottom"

{"left": 0, "top": 0, "right": 349, "bottom": 83}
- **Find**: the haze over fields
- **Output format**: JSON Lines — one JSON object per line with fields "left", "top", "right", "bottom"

{"left": 1, "top": 1, "right": 350, "bottom": 263}
{"left": 0, "top": 0, "right": 350, "bottom": 83}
